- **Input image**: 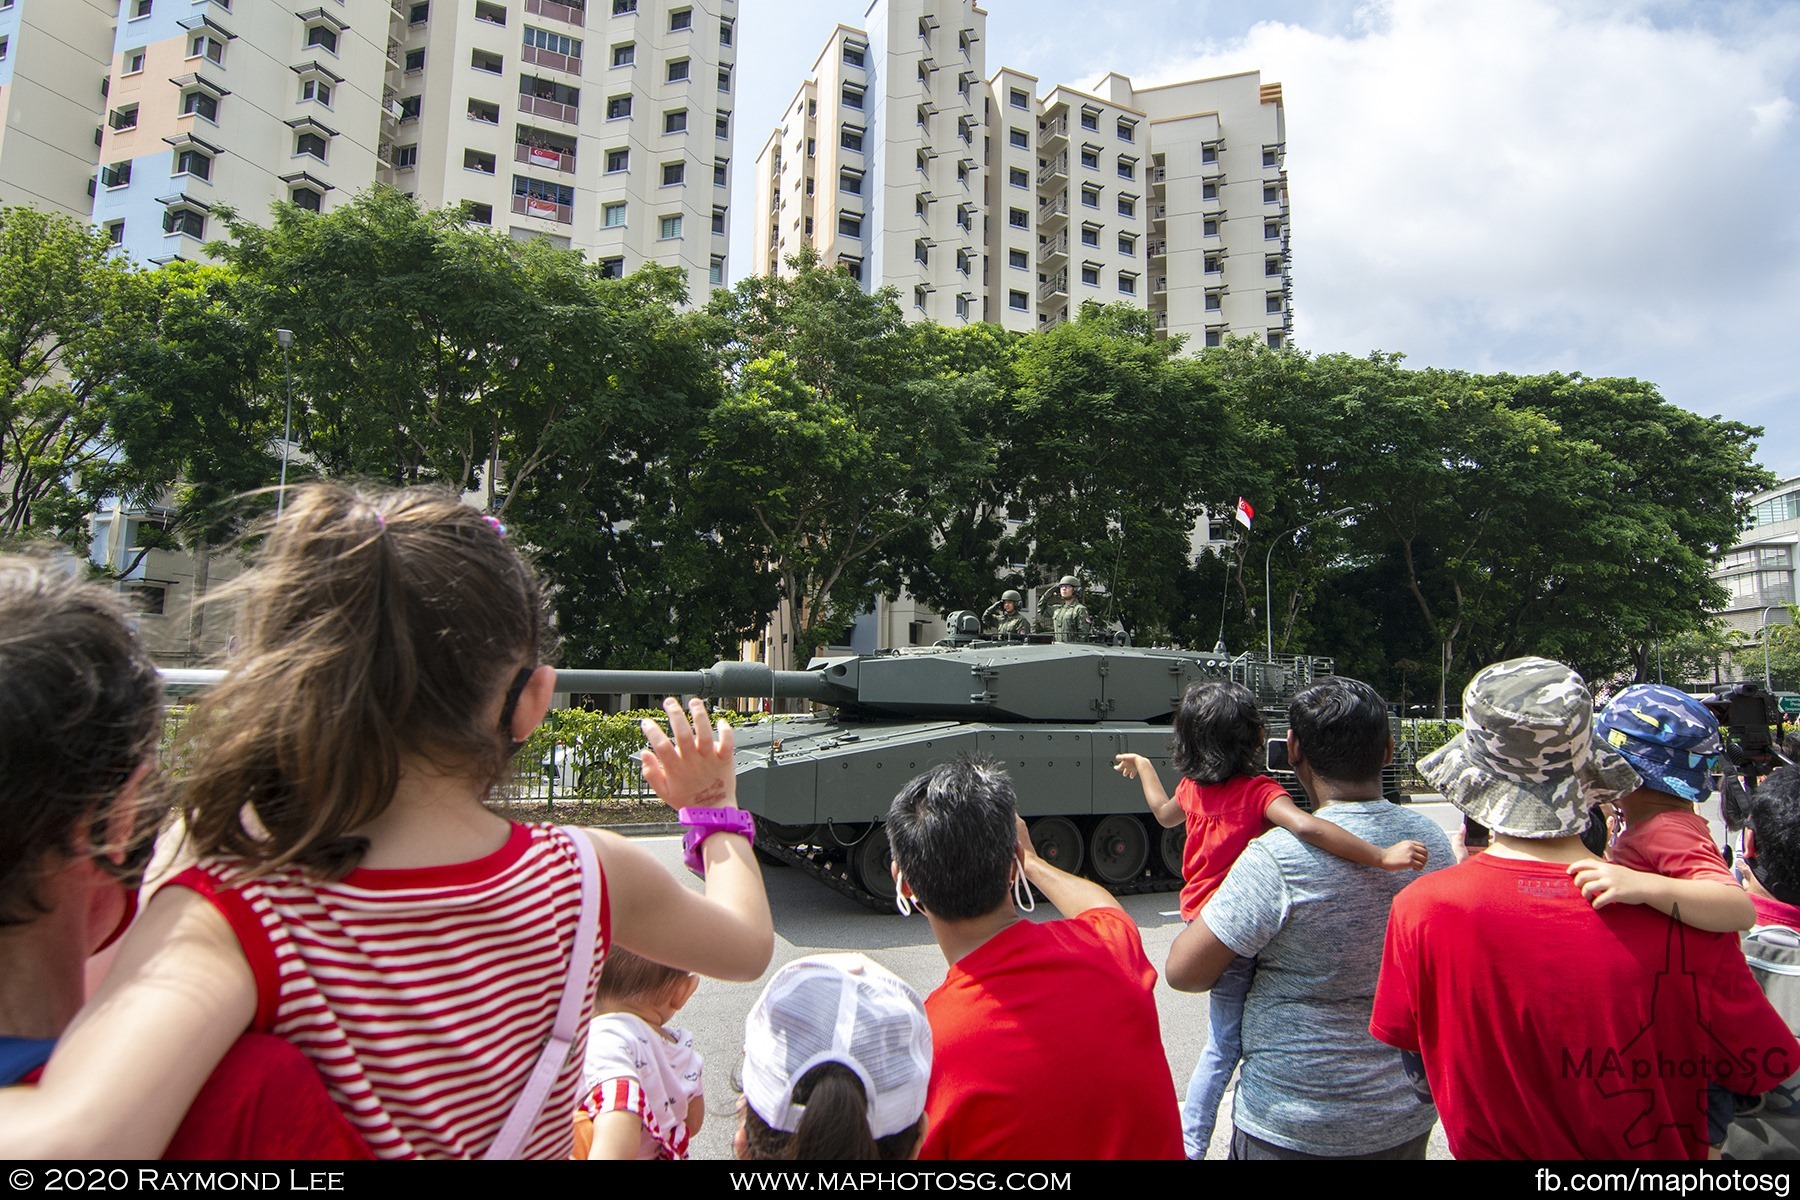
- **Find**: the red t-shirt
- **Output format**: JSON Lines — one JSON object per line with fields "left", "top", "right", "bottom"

{"left": 1175, "top": 773, "right": 1287, "bottom": 921}
{"left": 23, "top": 1034, "right": 370, "bottom": 1160}
{"left": 920, "top": 907, "right": 1183, "bottom": 1160}
{"left": 1611, "top": 810, "right": 1737, "bottom": 885}
{"left": 1371, "top": 854, "right": 1798, "bottom": 1160}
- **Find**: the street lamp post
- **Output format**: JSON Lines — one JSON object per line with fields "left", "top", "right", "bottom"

{"left": 275, "top": 328, "right": 294, "bottom": 519}
{"left": 1759, "top": 605, "right": 1788, "bottom": 694}
{"left": 1265, "top": 507, "right": 1354, "bottom": 660}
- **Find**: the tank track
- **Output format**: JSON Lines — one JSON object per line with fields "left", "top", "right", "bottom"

{"left": 754, "top": 820, "right": 1180, "bottom": 913}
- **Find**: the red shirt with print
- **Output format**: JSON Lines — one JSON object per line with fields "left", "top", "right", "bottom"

{"left": 1175, "top": 773, "right": 1288, "bottom": 921}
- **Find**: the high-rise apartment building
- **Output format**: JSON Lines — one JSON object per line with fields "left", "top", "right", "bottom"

{"left": 16, "top": 0, "right": 734, "bottom": 297}
{"left": 0, "top": 0, "right": 116, "bottom": 222}
{"left": 754, "top": 0, "right": 1291, "bottom": 349}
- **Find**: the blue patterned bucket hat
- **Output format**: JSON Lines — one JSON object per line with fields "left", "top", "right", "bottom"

{"left": 1595, "top": 684, "right": 1722, "bottom": 803}
{"left": 1419, "top": 657, "right": 1641, "bottom": 839}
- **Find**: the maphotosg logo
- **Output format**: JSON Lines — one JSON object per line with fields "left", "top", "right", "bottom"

{"left": 1557, "top": 911, "right": 1795, "bottom": 1150}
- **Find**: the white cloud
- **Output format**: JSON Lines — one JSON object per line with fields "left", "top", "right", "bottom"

{"left": 1139, "top": 0, "right": 1800, "bottom": 472}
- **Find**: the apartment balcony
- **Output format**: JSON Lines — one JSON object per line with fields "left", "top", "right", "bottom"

{"left": 1039, "top": 115, "right": 1067, "bottom": 146}
{"left": 522, "top": 44, "right": 581, "bottom": 74}
{"left": 1202, "top": 158, "right": 1225, "bottom": 179}
{"left": 1152, "top": 275, "right": 1167, "bottom": 295}
{"left": 519, "top": 92, "right": 578, "bottom": 123}
{"left": 1037, "top": 154, "right": 1067, "bottom": 185}
{"left": 1146, "top": 240, "right": 1167, "bottom": 258}
{"left": 1038, "top": 192, "right": 1068, "bottom": 229}
{"left": 1039, "top": 272, "right": 1068, "bottom": 302}
{"left": 386, "top": 40, "right": 404, "bottom": 71}
{"left": 513, "top": 194, "right": 573, "bottom": 224}
{"left": 1037, "top": 233, "right": 1067, "bottom": 263}
{"left": 1150, "top": 166, "right": 1166, "bottom": 189}
{"left": 1149, "top": 203, "right": 1167, "bottom": 225}
{"left": 525, "top": 0, "right": 587, "bottom": 26}
{"left": 516, "top": 142, "right": 576, "bottom": 172}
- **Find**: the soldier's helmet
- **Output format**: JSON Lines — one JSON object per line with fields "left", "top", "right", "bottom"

{"left": 1057, "top": 575, "right": 1080, "bottom": 590}
{"left": 1001, "top": 589, "right": 1023, "bottom": 604}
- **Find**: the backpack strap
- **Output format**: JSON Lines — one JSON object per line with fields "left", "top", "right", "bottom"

{"left": 483, "top": 826, "right": 601, "bottom": 1159}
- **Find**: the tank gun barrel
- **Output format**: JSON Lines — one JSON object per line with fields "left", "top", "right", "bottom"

{"left": 159, "top": 664, "right": 840, "bottom": 703}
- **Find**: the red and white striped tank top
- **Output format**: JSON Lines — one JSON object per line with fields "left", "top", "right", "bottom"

{"left": 171, "top": 823, "right": 608, "bottom": 1159}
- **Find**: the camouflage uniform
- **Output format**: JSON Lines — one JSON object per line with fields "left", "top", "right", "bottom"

{"left": 1417, "top": 656, "right": 1640, "bottom": 839}
{"left": 1050, "top": 599, "right": 1090, "bottom": 642}
{"left": 984, "top": 591, "right": 1032, "bottom": 637}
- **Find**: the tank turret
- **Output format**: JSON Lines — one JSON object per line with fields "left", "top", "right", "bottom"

{"left": 551, "top": 641, "right": 1353, "bottom": 909}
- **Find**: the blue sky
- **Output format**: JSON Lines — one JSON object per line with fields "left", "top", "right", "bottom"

{"left": 732, "top": 0, "right": 1800, "bottom": 478}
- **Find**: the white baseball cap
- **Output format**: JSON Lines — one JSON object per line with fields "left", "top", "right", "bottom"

{"left": 742, "top": 953, "right": 932, "bottom": 1139}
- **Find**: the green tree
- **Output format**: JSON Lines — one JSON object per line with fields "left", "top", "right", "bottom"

{"left": 0, "top": 207, "right": 149, "bottom": 546}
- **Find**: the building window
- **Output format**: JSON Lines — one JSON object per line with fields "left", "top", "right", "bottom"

{"left": 658, "top": 214, "right": 682, "bottom": 239}
{"left": 395, "top": 144, "right": 418, "bottom": 168}
{"left": 1117, "top": 195, "right": 1135, "bottom": 218}
{"left": 1080, "top": 147, "right": 1099, "bottom": 170}
{"left": 1267, "top": 293, "right": 1283, "bottom": 313}
{"left": 839, "top": 167, "right": 862, "bottom": 194}
{"left": 611, "top": 0, "right": 636, "bottom": 13}
{"left": 603, "top": 202, "right": 627, "bottom": 227}
{"left": 1117, "top": 119, "right": 1136, "bottom": 142}
{"left": 1268, "top": 331, "right": 1284, "bottom": 348}
{"left": 955, "top": 293, "right": 968, "bottom": 319}
{"left": 474, "top": 0, "right": 506, "bottom": 23}
{"left": 1202, "top": 181, "right": 1218, "bottom": 200}
{"left": 713, "top": 159, "right": 727, "bottom": 187}
{"left": 410, "top": 3, "right": 429, "bottom": 23}
{"left": 842, "top": 83, "right": 865, "bottom": 110}
{"left": 716, "top": 113, "right": 729, "bottom": 139}
{"left": 404, "top": 47, "right": 426, "bottom": 72}
{"left": 660, "top": 161, "right": 684, "bottom": 186}
{"left": 1203, "top": 217, "right": 1219, "bottom": 236}
{"left": 296, "top": 132, "right": 328, "bottom": 160}
{"left": 300, "top": 78, "right": 332, "bottom": 107}
{"left": 1010, "top": 127, "right": 1028, "bottom": 149}
{"left": 290, "top": 187, "right": 323, "bottom": 212}
{"left": 1204, "top": 291, "right": 1221, "bottom": 310}
{"left": 1009, "top": 208, "right": 1028, "bottom": 229}
{"left": 1118, "top": 156, "right": 1136, "bottom": 180}
{"left": 838, "top": 212, "right": 862, "bottom": 237}
{"left": 914, "top": 238, "right": 929, "bottom": 266}
{"left": 711, "top": 207, "right": 726, "bottom": 235}
{"left": 1081, "top": 263, "right": 1099, "bottom": 286}
{"left": 110, "top": 104, "right": 140, "bottom": 130}
{"left": 840, "top": 125, "right": 863, "bottom": 152}
{"left": 131, "top": 0, "right": 153, "bottom": 16}
{"left": 180, "top": 90, "right": 219, "bottom": 121}
{"left": 1009, "top": 248, "right": 1028, "bottom": 269}
{"left": 164, "top": 208, "right": 206, "bottom": 238}
{"left": 1009, "top": 290, "right": 1028, "bottom": 311}
{"left": 599, "top": 257, "right": 624, "bottom": 279}
{"left": 1119, "top": 272, "right": 1136, "bottom": 295}
{"left": 1009, "top": 87, "right": 1029, "bottom": 109}
{"left": 840, "top": 256, "right": 864, "bottom": 282}
{"left": 607, "top": 94, "right": 632, "bottom": 119}
{"left": 664, "top": 109, "right": 687, "bottom": 133}
{"left": 843, "top": 42, "right": 865, "bottom": 67}
{"left": 124, "top": 49, "right": 146, "bottom": 75}
{"left": 612, "top": 43, "right": 634, "bottom": 67}
{"left": 1265, "top": 183, "right": 1280, "bottom": 203}
{"left": 105, "top": 220, "right": 126, "bottom": 243}
{"left": 1118, "top": 233, "right": 1136, "bottom": 255}
{"left": 955, "top": 248, "right": 971, "bottom": 275}
{"left": 401, "top": 95, "right": 424, "bottom": 121}
{"left": 1080, "top": 107, "right": 1099, "bottom": 131}
{"left": 719, "top": 18, "right": 734, "bottom": 45}
{"left": 300, "top": 25, "right": 335, "bottom": 55}
{"left": 101, "top": 161, "right": 132, "bottom": 188}
{"left": 1265, "top": 219, "right": 1281, "bottom": 240}
{"left": 1205, "top": 254, "right": 1222, "bottom": 273}
{"left": 606, "top": 147, "right": 629, "bottom": 172}
{"left": 709, "top": 255, "right": 725, "bottom": 285}
{"left": 524, "top": 26, "right": 581, "bottom": 60}
{"left": 173, "top": 147, "right": 212, "bottom": 181}
{"left": 913, "top": 285, "right": 927, "bottom": 310}
{"left": 1202, "top": 144, "right": 1217, "bottom": 163}
{"left": 1081, "top": 185, "right": 1100, "bottom": 208}
{"left": 718, "top": 66, "right": 731, "bottom": 92}
{"left": 669, "top": 7, "right": 691, "bottom": 31}
{"left": 666, "top": 58, "right": 689, "bottom": 82}
{"left": 1205, "top": 330, "right": 1222, "bottom": 348}
{"left": 1265, "top": 255, "right": 1281, "bottom": 276}
{"left": 1080, "top": 223, "right": 1100, "bottom": 247}
{"left": 1263, "top": 146, "right": 1279, "bottom": 167}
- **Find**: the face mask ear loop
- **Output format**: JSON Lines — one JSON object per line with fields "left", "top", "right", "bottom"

{"left": 895, "top": 871, "right": 914, "bottom": 917}
{"left": 1012, "top": 866, "right": 1036, "bottom": 914}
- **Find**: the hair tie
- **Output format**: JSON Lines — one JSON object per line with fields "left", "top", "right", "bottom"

{"left": 482, "top": 514, "right": 506, "bottom": 538}
{"left": 373, "top": 512, "right": 386, "bottom": 529}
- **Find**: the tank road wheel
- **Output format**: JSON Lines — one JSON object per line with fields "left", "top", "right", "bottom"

{"left": 762, "top": 820, "right": 820, "bottom": 846}
{"left": 852, "top": 824, "right": 898, "bottom": 906}
{"left": 1158, "top": 824, "right": 1186, "bottom": 879}
{"left": 1028, "top": 817, "right": 1085, "bottom": 877}
{"left": 1088, "top": 815, "right": 1149, "bottom": 885}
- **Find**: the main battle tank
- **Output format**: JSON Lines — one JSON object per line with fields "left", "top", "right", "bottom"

{"left": 561, "top": 628, "right": 1363, "bottom": 910}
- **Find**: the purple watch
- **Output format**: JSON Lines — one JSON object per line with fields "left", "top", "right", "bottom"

{"left": 678, "top": 807, "right": 756, "bottom": 875}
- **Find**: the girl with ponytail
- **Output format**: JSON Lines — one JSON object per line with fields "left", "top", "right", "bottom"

{"left": 1, "top": 483, "right": 773, "bottom": 1158}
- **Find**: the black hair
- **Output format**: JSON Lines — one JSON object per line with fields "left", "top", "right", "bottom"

{"left": 1287, "top": 676, "right": 1391, "bottom": 786}
{"left": 885, "top": 756, "right": 1016, "bottom": 921}
{"left": 740, "top": 1063, "right": 923, "bottom": 1161}
{"left": 0, "top": 555, "right": 165, "bottom": 924}
{"left": 1747, "top": 766, "right": 1800, "bottom": 906}
{"left": 1169, "top": 681, "right": 1266, "bottom": 783}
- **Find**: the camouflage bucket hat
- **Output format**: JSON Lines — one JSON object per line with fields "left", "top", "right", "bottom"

{"left": 1418, "top": 657, "right": 1641, "bottom": 839}
{"left": 1595, "top": 684, "right": 1722, "bottom": 803}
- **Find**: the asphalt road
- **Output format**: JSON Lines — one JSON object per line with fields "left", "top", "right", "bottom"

{"left": 610, "top": 799, "right": 1474, "bottom": 1160}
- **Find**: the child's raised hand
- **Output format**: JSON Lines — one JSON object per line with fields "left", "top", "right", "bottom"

{"left": 640, "top": 696, "right": 738, "bottom": 811}
{"left": 1568, "top": 859, "right": 1650, "bottom": 910}
{"left": 1381, "top": 840, "right": 1430, "bottom": 872}
{"left": 1113, "top": 753, "right": 1150, "bottom": 780}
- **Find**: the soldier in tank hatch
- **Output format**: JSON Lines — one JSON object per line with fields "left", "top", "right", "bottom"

{"left": 982, "top": 589, "right": 1031, "bottom": 638}
{"left": 1047, "top": 576, "right": 1091, "bottom": 643}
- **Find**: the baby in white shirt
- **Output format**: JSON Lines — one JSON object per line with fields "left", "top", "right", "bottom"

{"left": 574, "top": 948, "right": 704, "bottom": 1160}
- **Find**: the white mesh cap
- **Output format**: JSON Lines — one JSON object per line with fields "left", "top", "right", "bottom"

{"left": 742, "top": 953, "right": 933, "bottom": 1140}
